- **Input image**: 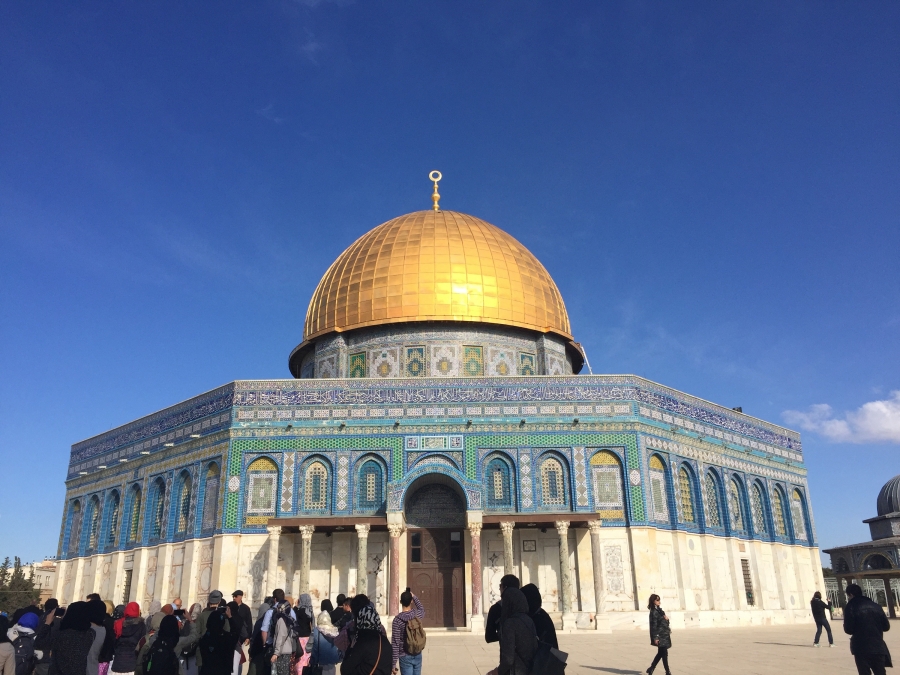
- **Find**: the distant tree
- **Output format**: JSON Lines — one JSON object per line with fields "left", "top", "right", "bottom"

{"left": 822, "top": 566, "right": 834, "bottom": 577}
{"left": 0, "top": 557, "right": 39, "bottom": 614}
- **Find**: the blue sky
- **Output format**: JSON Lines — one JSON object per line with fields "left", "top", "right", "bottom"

{"left": 1, "top": 2, "right": 898, "bottom": 565}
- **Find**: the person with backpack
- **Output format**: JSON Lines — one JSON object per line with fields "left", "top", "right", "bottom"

{"left": 111, "top": 602, "right": 146, "bottom": 675}
{"left": 8, "top": 612, "right": 39, "bottom": 675}
{"left": 246, "top": 601, "right": 271, "bottom": 675}
{"left": 390, "top": 590, "right": 425, "bottom": 675}
{"left": 140, "top": 615, "right": 182, "bottom": 675}
{"left": 49, "top": 602, "right": 95, "bottom": 675}
{"left": 339, "top": 602, "right": 390, "bottom": 675}
{"left": 267, "top": 602, "right": 295, "bottom": 675}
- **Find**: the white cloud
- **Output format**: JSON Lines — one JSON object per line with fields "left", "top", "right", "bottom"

{"left": 783, "top": 391, "right": 900, "bottom": 444}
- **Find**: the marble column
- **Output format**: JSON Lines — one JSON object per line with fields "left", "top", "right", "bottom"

{"left": 588, "top": 520, "right": 611, "bottom": 632}
{"left": 266, "top": 526, "right": 281, "bottom": 591}
{"left": 883, "top": 577, "right": 897, "bottom": 618}
{"left": 355, "top": 524, "right": 370, "bottom": 596}
{"left": 555, "top": 520, "right": 576, "bottom": 630}
{"left": 499, "top": 522, "right": 516, "bottom": 576}
{"left": 298, "top": 525, "right": 315, "bottom": 594}
{"left": 469, "top": 522, "right": 484, "bottom": 625}
{"left": 388, "top": 523, "right": 404, "bottom": 615}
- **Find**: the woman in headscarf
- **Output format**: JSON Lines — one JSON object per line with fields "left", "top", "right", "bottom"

{"left": 320, "top": 600, "right": 334, "bottom": 616}
{"left": 520, "top": 584, "right": 558, "bottom": 649}
{"left": 339, "top": 600, "right": 390, "bottom": 675}
{"left": 268, "top": 601, "right": 295, "bottom": 675}
{"left": 49, "top": 602, "right": 96, "bottom": 675}
{"left": 307, "top": 609, "right": 342, "bottom": 675}
{"left": 112, "top": 603, "right": 146, "bottom": 675}
{"left": 140, "top": 615, "right": 181, "bottom": 675}
{"left": 180, "top": 604, "right": 203, "bottom": 675}
{"left": 198, "top": 608, "right": 234, "bottom": 675}
{"left": 486, "top": 587, "right": 537, "bottom": 675}
{"left": 86, "top": 599, "right": 109, "bottom": 675}
{"left": 145, "top": 602, "right": 162, "bottom": 633}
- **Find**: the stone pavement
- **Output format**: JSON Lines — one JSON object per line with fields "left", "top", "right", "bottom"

{"left": 419, "top": 623, "right": 898, "bottom": 674}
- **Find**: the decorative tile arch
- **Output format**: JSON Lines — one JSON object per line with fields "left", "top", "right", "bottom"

{"left": 727, "top": 476, "right": 748, "bottom": 534}
{"left": 749, "top": 480, "right": 769, "bottom": 537}
{"left": 484, "top": 453, "right": 516, "bottom": 511}
{"left": 703, "top": 469, "right": 724, "bottom": 530}
{"left": 771, "top": 484, "right": 789, "bottom": 538}
{"left": 67, "top": 500, "right": 83, "bottom": 556}
{"left": 200, "top": 462, "right": 221, "bottom": 534}
{"left": 536, "top": 452, "right": 570, "bottom": 510}
{"left": 85, "top": 495, "right": 102, "bottom": 553}
{"left": 126, "top": 485, "right": 143, "bottom": 545}
{"left": 148, "top": 477, "right": 167, "bottom": 541}
{"left": 103, "top": 490, "right": 121, "bottom": 550}
{"left": 300, "top": 455, "right": 332, "bottom": 514}
{"left": 647, "top": 454, "right": 670, "bottom": 524}
{"left": 246, "top": 456, "right": 280, "bottom": 523}
{"left": 355, "top": 455, "right": 387, "bottom": 513}
{"left": 677, "top": 463, "right": 698, "bottom": 525}
{"left": 175, "top": 470, "right": 193, "bottom": 537}
{"left": 790, "top": 488, "right": 810, "bottom": 543}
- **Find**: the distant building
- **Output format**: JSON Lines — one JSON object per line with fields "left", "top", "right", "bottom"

{"left": 825, "top": 474, "right": 900, "bottom": 617}
{"left": 24, "top": 560, "right": 57, "bottom": 605}
{"left": 54, "top": 179, "right": 822, "bottom": 630}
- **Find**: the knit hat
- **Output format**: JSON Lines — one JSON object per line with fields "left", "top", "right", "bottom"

{"left": 208, "top": 590, "right": 224, "bottom": 605}
{"left": 17, "top": 613, "right": 39, "bottom": 631}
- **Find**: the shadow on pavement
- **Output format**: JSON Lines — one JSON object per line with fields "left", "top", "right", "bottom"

{"left": 583, "top": 668, "right": 644, "bottom": 674}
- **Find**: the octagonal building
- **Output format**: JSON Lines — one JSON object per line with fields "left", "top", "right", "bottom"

{"left": 55, "top": 192, "right": 824, "bottom": 631}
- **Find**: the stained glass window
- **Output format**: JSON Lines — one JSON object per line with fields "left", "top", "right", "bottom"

{"left": 68, "top": 501, "right": 83, "bottom": 555}
{"left": 150, "top": 479, "right": 166, "bottom": 540}
{"left": 648, "top": 455, "right": 669, "bottom": 523}
{"left": 791, "top": 490, "right": 808, "bottom": 541}
{"left": 751, "top": 483, "right": 767, "bottom": 535}
{"left": 678, "top": 467, "right": 695, "bottom": 523}
{"left": 728, "top": 480, "right": 745, "bottom": 532}
{"left": 590, "top": 451, "right": 624, "bottom": 520}
{"left": 772, "top": 487, "right": 787, "bottom": 537}
{"left": 202, "top": 464, "right": 220, "bottom": 532}
{"left": 127, "top": 487, "right": 142, "bottom": 544}
{"left": 704, "top": 473, "right": 721, "bottom": 528}
{"left": 176, "top": 473, "right": 192, "bottom": 535}
{"left": 357, "top": 460, "right": 383, "bottom": 511}
{"left": 540, "top": 457, "right": 566, "bottom": 506}
{"left": 247, "top": 457, "right": 278, "bottom": 515}
{"left": 106, "top": 492, "right": 120, "bottom": 547}
{"left": 486, "top": 458, "right": 513, "bottom": 509}
{"left": 305, "top": 462, "right": 328, "bottom": 511}
{"left": 87, "top": 497, "right": 101, "bottom": 551}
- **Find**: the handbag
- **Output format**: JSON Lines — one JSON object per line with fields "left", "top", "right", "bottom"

{"left": 368, "top": 636, "right": 382, "bottom": 675}
{"left": 301, "top": 633, "right": 322, "bottom": 675}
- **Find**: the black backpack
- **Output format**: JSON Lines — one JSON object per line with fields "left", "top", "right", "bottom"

{"left": 12, "top": 633, "right": 36, "bottom": 675}
{"left": 143, "top": 641, "right": 181, "bottom": 675}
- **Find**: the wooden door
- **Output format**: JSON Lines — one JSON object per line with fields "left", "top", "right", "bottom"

{"left": 408, "top": 528, "right": 465, "bottom": 627}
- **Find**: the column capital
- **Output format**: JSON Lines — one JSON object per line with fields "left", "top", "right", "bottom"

{"left": 588, "top": 520, "right": 603, "bottom": 534}
{"left": 355, "top": 524, "right": 371, "bottom": 537}
{"left": 554, "top": 520, "right": 570, "bottom": 535}
{"left": 266, "top": 525, "right": 282, "bottom": 536}
{"left": 299, "top": 525, "right": 315, "bottom": 540}
{"left": 387, "top": 523, "right": 405, "bottom": 538}
{"left": 499, "top": 521, "right": 516, "bottom": 535}
{"left": 468, "top": 522, "right": 483, "bottom": 537}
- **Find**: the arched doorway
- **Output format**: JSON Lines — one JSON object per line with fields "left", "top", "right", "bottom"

{"left": 404, "top": 475, "right": 466, "bottom": 627}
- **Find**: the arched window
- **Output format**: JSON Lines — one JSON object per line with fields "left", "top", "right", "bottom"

{"left": 201, "top": 463, "right": 220, "bottom": 533}
{"left": 791, "top": 489, "right": 808, "bottom": 541}
{"left": 864, "top": 554, "right": 892, "bottom": 570}
{"left": 247, "top": 457, "right": 279, "bottom": 516}
{"left": 704, "top": 472, "right": 722, "bottom": 528}
{"left": 678, "top": 467, "right": 696, "bottom": 524}
{"left": 590, "top": 450, "right": 625, "bottom": 520}
{"left": 106, "top": 491, "right": 121, "bottom": 548}
{"left": 68, "top": 501, "right": 83, "bottom": 555}
{"left": 539, "top": 456, "right": 567, "bottom": 507}
{"left": 728, "top": 479, "right": 746, "bottom": 532}
{"left": 357, "top": 459, "right": 385, "bottom": 512}
{"left": 304, "top": 461, "right": 329, "bottom": 511}
{"left": 149, "top": 478, "right": 166, "bottom": 540}
{"left": 126, "top": 486, "right": 142, "bottom": 544}
{"left": 86, "top": 496, "right": 102, "bottom": 551}
{"left": 648, "top": 455, "right": 669, "bottom": 523}
{"left": 176, "top": 471, "right": 193, "bottom": 536}
{"left": 485, "top": 457, "right": 514, "bottom": 510}
{"left": 772, "top": 487, "right": 788, "bottom": 537}
{"left": 835, "top": 557, "right": 850, "bottom": 573}
{"left": 750, "top": 483, "right": 768, "bottom": 535}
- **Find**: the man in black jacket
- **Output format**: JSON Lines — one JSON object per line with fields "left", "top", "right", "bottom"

{"left": 844, "top": 583, "right": 892, "bottom": 675}
{"left": 485, "top": 575, "right": 519, "bottom": 644}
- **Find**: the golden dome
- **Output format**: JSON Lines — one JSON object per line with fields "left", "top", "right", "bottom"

{"left": 303, "top": 210, "right": 572, "bottom": 341}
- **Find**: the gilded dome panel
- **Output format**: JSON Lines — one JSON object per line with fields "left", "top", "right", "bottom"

{"left": 303, "top": 210, "right": 572, "bottom": 340}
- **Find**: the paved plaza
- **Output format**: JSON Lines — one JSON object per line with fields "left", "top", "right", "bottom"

{"left": 419, "top": 623, "right": 898, "bottom": 674}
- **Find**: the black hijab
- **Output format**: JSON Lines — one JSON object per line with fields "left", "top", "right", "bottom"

{"left": 156, "top": 615, "right": 181, "bottom": 647}
{"left": 60, "top": 601, "right": 92, "bottom": 631}
{"left": 520, "top": 584, "right": 542, "bottom": 615}
{"left": 87, "top": 599, "right": 107, "bottom": 626}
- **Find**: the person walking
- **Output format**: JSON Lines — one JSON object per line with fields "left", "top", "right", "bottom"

{"left": 811, "top": 591, "right": 834, "bottom": 647}
{"left": 306, "top": 611, "right": 341, "bottom": 675}
{"left": 49, "top": 602, "right": 95, "bottom": 675}
{"left": 646, "top": 594, "right": 671, "bottom": 675}
{"left": 339, "top": 602, "right": 391, "bottom": 675}
{"left": 111, "top": 603, "right": 146, "bottom": 675}
{"left": 268, "top": 602, "right": 294, "bottom": 675}
{"left": 485, "top": 575, "right": 520, "bottom": 644}
{"left": 520, "top": 584, "right": 558, "bottom": 649}
{"left": 844, "top": 583, "right": 892, "bottom": 675}
{"left": 390, "top": 590, "right": 425, "bottom": 675}
{"left": 485, "top": 587, "right": 537, "bottom": 675}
